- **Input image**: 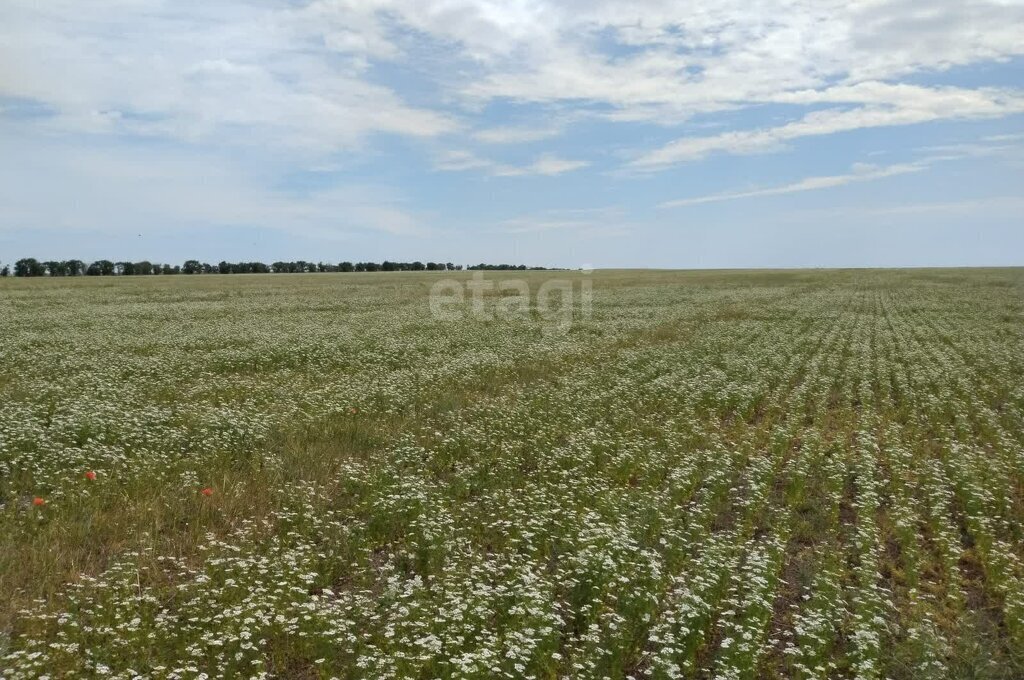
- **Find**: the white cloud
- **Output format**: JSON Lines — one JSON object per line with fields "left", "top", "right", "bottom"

{"left": 920, "top": 135, "right": 1024, "bottom": 161}
{"left": 0, "top": 0, "right": 456, "bottom": 153}
{"left": 436, "top": 150, "right": 588, "bottom": 176}
{"left": 845, "top": 0, "right": 1024, "bottom": 79}
{"left": 659, "top": 162, "right": 927, "bottom": 208}
{"left": 459, "top": 2, "right": 1024, "bottom": 116}
{"left": 434, "top": 150, "right": 496, "bottom": 172}
{"left": 446, "top": 1, "right": 1024, "bottom": 170}
{"left": 472, "top": 125, "right": 563, "bottom": 144}
{"left": 633, "top": 85, "right": 1024, "bottom": 168}
{"left": 497, "top": 154, "right": 589, "bottom": 176}
{"left": 2, "top": 0, "right": 1023, "bottom": 179}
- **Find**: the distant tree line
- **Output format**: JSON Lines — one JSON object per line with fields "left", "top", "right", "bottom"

{"left": 0, "top": 258, "right": 554, "bottom": 277}
{"left": 465, "top": 263, "right": 555, "bottom": 271}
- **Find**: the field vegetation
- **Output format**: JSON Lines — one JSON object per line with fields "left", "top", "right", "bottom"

{"left": 1, "top": 268, "right": 1022, "bottom": 678}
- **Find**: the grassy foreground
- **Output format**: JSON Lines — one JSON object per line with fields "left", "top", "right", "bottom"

{"left": 1, "top": 268, "right": 1023, "bottom": 678}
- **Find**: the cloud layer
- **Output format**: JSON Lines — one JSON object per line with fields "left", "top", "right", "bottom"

{"left": 1, "top": 0, "right": 1022, "bottom": 264}
{"left": 4, "top": 0, "right": 1023, "bottom": 160}
{"left": 659, "top": 162, "right": 928, "bottom": 208}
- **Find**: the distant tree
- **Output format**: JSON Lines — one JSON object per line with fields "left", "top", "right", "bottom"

{"left": 135, "top": 261, "right": 154, "bottom": 276}
{"left": 86, "top": 262, "right": 101, "bottom": 276}
{"left": 0, "top": 265, "right": 9, "bottom": 277}
{"left": 14, "top": 258, "right": 46, "bottom": 277}
{"left": 218, "top": 261, "right": 231, "bottom": 274}
{"left": 411, "top": 261, "right": 425, "bottom": 271}
{"left": 339, "top": 261, "right": 354, "bottom": 272}
{"left": 162, "top": 264, "right": 174, "bottom": 274}
{"left": 95, "top": 260, "right": 115, "bottom": 276}
{"left": 182, "top": 260, "right": 202, "bottom": 275}
{"left": 118, "top": 261, "right": 137, "bottom": 276}
{"left": 466, "top": 263, "right": 536, "bottom": 271}
{"left": 65, "top": 260, "right": 86, "bottom": 276}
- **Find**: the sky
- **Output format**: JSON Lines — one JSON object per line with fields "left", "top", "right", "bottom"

{"left": 1, "top": 0, "right": 1023, "bottom": 269}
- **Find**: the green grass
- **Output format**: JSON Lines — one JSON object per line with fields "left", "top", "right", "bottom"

{"left": 1, "top": 268, "right": 1023, "bottom": 678}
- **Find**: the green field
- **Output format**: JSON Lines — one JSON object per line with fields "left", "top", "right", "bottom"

{"left": 1, "top": 269, "right": 1023, "bottom": 678}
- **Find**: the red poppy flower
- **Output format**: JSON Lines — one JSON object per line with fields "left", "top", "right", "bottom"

{"left": 200, "top": 487, "right": 214, "bottom": 497}
{"left": 32, "top": 497, "right": 46, "bottom": 506}
{"left": 85, "top": 470, "right": 97, "bottom": 481}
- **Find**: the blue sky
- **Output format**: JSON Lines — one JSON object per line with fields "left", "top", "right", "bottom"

{"left": 1, "top": 0, "right": 1022, "bottom": 269}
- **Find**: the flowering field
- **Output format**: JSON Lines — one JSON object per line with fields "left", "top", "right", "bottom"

{"left": 1, "top": 269, "right": 1023, "bottom": 679}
